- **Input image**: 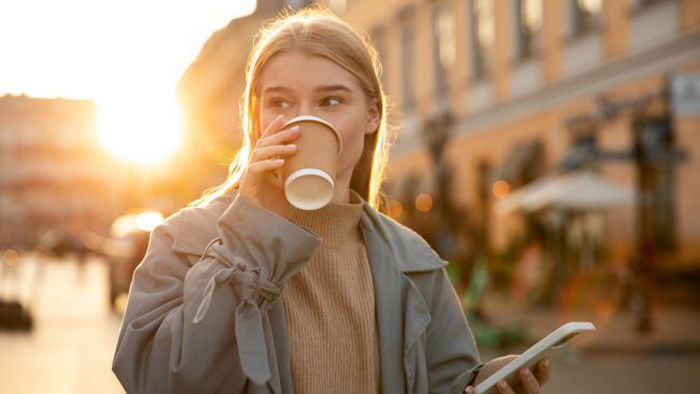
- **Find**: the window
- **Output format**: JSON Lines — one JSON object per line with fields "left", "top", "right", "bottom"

{"left": 0, "top": 126, "right": 14, "bottom": 149}
{"left": 630, "top": 0, "right": 669, "bottom": 12}
{"left": 469, "top": 0, "right": 494, "bottom": 80}
{"left": 400, "top": 20, "right": 416, "bottom": 112}
{"left": 328, "top": 0, "right": 347, "bottom": 14}
{"left": 22, "top": 124, "right": 36, "bottom": 146}
{"left": 514, "top": 0, "right": 542, "bottom": 60}
{"left": 559, "top": 133, "right": 597, "bottom": 171}
{"left": 432, "top": 2, "right": 455, "bottom": 99}
{"left": 634, "top": 116, "right": 678, "bottom": 251}
{"left": 569, "top": 0, "right": 602, "bottom": 38}
{"left": 286, "top": 0, "right": 313, "bottom": 10}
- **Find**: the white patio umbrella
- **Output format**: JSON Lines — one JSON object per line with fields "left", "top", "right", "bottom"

{"left": 496, "top": 171, "right": 635, "bottom": 213}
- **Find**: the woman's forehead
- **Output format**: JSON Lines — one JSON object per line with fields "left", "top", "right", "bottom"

{"left": 257, "top": 51, "right": 360, "bottom": 94}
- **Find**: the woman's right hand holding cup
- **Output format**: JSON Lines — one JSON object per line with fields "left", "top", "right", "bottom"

{"left": 239, "top": 114, "right": 300, "bottom": 210}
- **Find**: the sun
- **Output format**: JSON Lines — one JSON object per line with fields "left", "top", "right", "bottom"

{"left": 96, "top": 94, "right": 184, "bottom": 165}
{"left": 0, "top": 0, "right": 259, "bottom": 167}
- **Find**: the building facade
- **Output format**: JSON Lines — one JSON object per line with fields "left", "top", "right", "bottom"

{"left": 0, "top": 95, "right": 118, "bottom": 249}
{"left": 177, "top": 0, "right": 700, "bottom": 271}
{"left": 333, "top": 0, "right": 700, "bottom": 270}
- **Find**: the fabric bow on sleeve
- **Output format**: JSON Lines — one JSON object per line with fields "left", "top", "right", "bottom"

{"left": 192, "top": 238, "right": 281, "bottom": 385}
{"left": 182, "top": 193, "right": 321, "bottom": 386}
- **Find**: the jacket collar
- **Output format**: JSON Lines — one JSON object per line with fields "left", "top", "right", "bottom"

{"left": 169, "top": 189, "right": 446, "bottom": 273}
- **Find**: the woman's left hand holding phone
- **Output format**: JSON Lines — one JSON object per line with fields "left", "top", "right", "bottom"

{"left": 464, "top": 356, "right": 550, "bottom": 394}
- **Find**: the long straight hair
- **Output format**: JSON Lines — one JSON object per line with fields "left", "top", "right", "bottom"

{"left": 189, "top": 6, "right": 395, "bottom": 210}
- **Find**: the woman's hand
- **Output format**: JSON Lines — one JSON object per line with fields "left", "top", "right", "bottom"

{"left": 464, "top": 355, "right": 550, "bottom": 394}
{"left": 238, "top": 114, "right": 300, "bottom": 211}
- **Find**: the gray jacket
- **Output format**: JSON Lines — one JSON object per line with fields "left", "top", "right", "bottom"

{"left": 112, "top": 189, "right": 482, "bottom": 394}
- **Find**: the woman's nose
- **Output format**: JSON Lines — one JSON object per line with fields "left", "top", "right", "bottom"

{"left": 294, "top": 102, "right": 318, "bottom": 118}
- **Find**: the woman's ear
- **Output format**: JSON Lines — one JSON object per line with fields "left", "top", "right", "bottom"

{"left": 365, "top": 98, "right": 380, "bottom": 135}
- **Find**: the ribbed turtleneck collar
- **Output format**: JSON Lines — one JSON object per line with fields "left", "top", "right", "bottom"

{"left": 286, "top": 188, "right": 364, "bottom": 248}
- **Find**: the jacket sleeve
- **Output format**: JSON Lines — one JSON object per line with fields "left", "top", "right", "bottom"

{"left": 111, "top": 194, "right": 321, "bottom": 394}
{"left": 424, "top": 267, "right": 484, "bottom": 394}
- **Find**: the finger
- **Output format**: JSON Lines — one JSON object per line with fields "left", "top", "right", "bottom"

{"left": 257, "top": 125, "right": 301, "bottom": 148}
{"left": 247, "top": 158, "right": 285, "bottom": 174}
{"left": 496, "top": 380, "right": 516, "bottom": 394}
{"left": 534, "top": 358, "right": 551, "bottom": 384}
{"left": 519, "top": 367, "right": 541, "bottom": 394}
{"left": 260, "top": 114, "right": 286, "bottom": 139}
{"left": 464, "top": 386, "right": 475, "bottom": 394}
{"left": 251, "top": 144, "right": 297, "bottom": 162}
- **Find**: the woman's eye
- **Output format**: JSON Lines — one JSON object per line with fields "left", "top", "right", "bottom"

{"left": 269, "top": 99, "right": 291, "bottom": 109}
{"left": 320, "top": 96, "right": 343, "bottom": 107}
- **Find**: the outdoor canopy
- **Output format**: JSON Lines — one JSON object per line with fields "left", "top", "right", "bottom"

{"left": 496, "top": 170, "right": 635, "bottom": 213}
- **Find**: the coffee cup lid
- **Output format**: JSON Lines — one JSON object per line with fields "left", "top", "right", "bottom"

{"left": 284, "top": 168, "right": 335, "bottom": 210}
{"left": 282, "top": 115, "right": 343, "bottom": 154}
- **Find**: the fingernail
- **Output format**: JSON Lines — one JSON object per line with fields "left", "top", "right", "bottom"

{"left": 498, "top": 381, "right": 507, "bottom": 389}
{"left": 544, "top": 359, "right": 550, "bottom": 367}
{"left": 522, "top": 368, "right": 531, "bottom": 376}
{"left": 288, "top": 144, "right": 297, "bottom": 149}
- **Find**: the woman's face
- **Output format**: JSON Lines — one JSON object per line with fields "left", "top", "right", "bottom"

{"left": 256, "top": 50, "right": 380, "bottom": 183}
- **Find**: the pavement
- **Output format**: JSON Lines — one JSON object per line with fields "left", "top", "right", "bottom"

{"left": 0, "top": 254, "right": 124, "bottom": 394}
{"left": 477, "top": 290, "right": 700, "bottom": 393}
{"left": 1, "top": 255, "right": 698, "bottom": 393}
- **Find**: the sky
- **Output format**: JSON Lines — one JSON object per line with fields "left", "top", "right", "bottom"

{"left": 0, "top": 0, "right": 256, "bottom": 163}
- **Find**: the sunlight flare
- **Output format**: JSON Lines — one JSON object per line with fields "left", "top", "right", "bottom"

{"left": 96, "top": 95, "right": 184, "bottom": 164}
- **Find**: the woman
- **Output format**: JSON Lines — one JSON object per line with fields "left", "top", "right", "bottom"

{"left": 112, "top": 7, "right": 550, "bottom": 394}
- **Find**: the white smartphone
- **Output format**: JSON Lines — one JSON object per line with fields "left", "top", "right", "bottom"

{"left": 474, "top": 322, "right": 596, "bottom": 394}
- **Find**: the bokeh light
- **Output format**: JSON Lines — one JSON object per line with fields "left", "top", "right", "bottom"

{"left": 415, "top": 193, "right": 433, "bottom": 212}
{"left": 492, "top": 179, "right": 510, "bottom": 199}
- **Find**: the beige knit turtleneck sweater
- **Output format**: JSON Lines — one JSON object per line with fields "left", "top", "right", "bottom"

{"left": 281, "top": 189, "right": 380, "bottom": 394}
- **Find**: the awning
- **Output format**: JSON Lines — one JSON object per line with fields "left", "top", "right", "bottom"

{"left": 496, "top": 170, "right": 635, "bottom": 213}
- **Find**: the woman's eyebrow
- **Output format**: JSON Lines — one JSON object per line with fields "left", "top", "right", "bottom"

{"left": 262, "top": 84, "right": 354, "bottom": 95}
{"left": 315, "top": 84, "right": 353, "bottom": 94}
{"left": 262, "top": 86, "right": 292, "bottom": 95}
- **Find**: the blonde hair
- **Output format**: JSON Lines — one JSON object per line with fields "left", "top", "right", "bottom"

{"left": 189, "top": 6, "right": 395, "bottom": 210}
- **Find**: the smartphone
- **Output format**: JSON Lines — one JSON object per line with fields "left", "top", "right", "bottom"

{"left": 474, "top": 322, "right": 596, "bottom": 394}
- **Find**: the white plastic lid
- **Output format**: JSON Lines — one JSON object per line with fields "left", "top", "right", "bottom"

{"left": 284, "top": 168, "right": 335, "bottom": 210}
{"left": 282, "top": 115, "right": 343, "bottom": 154}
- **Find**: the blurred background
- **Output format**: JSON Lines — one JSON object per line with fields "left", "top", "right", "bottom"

{"left": 1, "top": 0, "right": 699, "bottom": 393}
